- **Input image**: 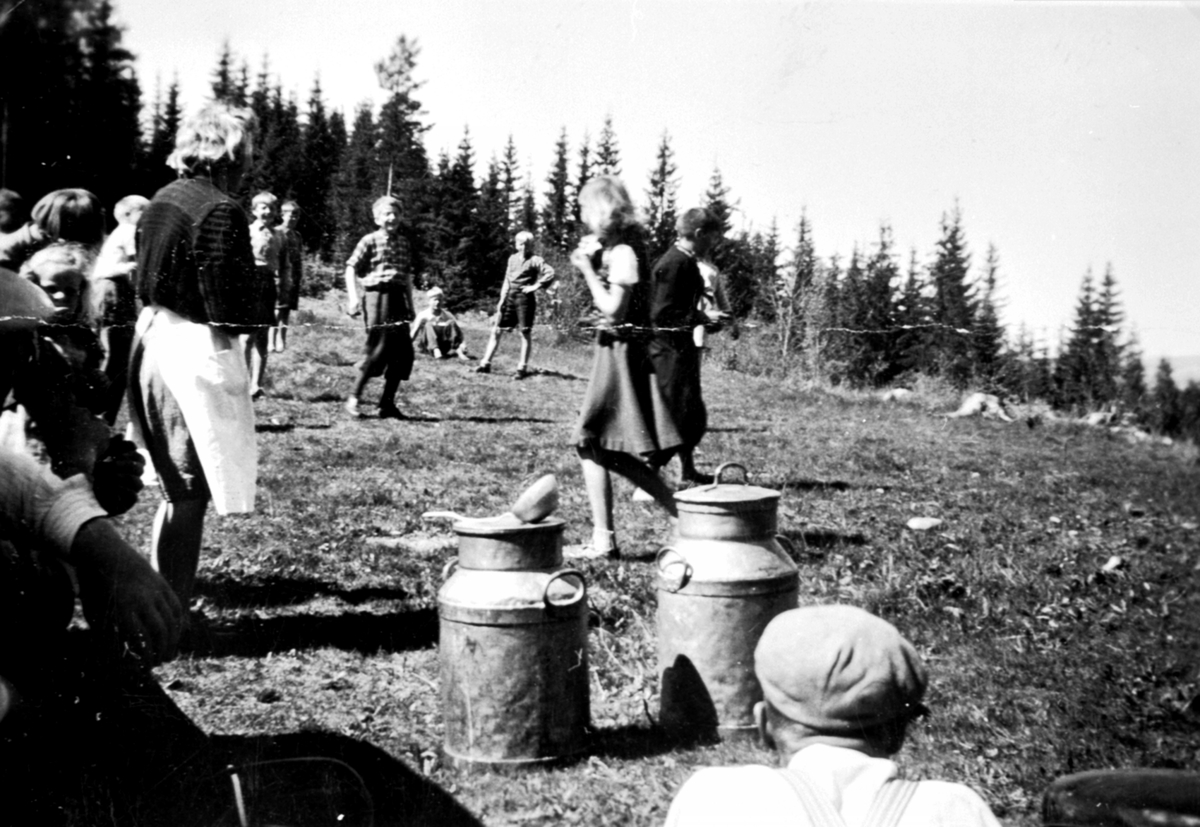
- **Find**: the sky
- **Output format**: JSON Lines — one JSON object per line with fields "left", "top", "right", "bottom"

{"left": 116, "top": 0, "right": 1200, "bottom": 369}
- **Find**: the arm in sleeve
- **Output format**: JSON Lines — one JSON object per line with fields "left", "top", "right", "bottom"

{"left": 274, "top": 231, "right": 292, "bottom": 303}
{"left": 534, "top": 257, "right": 556, "bottom": 290}
{"left": 0, "top": 449, "right": 106, "bottom": 559}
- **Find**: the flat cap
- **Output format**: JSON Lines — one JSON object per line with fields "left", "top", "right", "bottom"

{"left": 755, "top": 605, "right": 928, "bottom": 733}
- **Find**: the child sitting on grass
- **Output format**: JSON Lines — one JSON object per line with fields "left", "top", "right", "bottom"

{"left": 343, "top": 195, "right": 415, "bottom": 419}
{"left": 411, "top": 285, "right": 470, "bottom": 360}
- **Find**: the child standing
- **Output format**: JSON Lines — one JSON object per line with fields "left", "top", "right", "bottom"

{"left": 343, "top": 195, "right": 415, "bottom": 419}
{"left": 92, "top": 194, "right": 149, "bottom": 423}
{"left": 273, "top": 200, "right": 303, "bottom": 352}
{"left": 565, "top": 176, "right": 678, "bottom": 560}
{"left": 475, "top": 230, "right": 555, "bottom": 379}
{"left": 246, "top": 191, "right": 287, "bottom": 399}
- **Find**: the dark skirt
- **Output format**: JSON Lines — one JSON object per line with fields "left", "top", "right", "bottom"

{"left": 360, "top": 285, "right": 413, "bottom": 380}
{"left": 572, "top": 332, "right": 684, "bottom": 459}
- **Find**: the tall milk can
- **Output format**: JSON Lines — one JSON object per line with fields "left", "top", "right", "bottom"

{"left": 656, "top": 463, "right": 799, "bottom": 740}
{"left": 438, "top": 515, "right": 589, "bottom": 769}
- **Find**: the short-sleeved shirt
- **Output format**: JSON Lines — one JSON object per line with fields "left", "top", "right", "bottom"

{"left": 347, "top": 229, "right": 411, "bottom": 289}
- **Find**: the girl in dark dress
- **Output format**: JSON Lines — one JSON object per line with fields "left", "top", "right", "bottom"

{"left": 565, "top": 176, "right": 679, "bottom": 560}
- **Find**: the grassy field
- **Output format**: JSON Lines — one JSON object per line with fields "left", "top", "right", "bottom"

{"left": 124, "top": 293, "right": 1200, "bottom": 826}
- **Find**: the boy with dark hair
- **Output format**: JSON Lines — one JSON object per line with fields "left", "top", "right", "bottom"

{"left": 645, "top": 207, "right": 721, "bottom": 486}
{"left": 343, "top": 195, "right": 415, "bottom": 419}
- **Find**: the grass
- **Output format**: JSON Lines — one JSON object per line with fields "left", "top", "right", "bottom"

{"left": 118, "top": 293, "right": 1200, "bottom": 826}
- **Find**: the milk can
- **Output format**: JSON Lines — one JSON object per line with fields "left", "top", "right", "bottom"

{"left": 438, "top": 515, "right": 590, "bottom": 769}
{"left": 656, "top": 463, "right": 799, "bottom": 740}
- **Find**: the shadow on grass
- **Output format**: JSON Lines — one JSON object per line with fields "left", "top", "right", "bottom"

{"left": 589, "top": 723, "right": 714, "bottom": 761}
{"left": 448, "top": 415, "right": 561, "bottom": 424}
{"left": 209, "top": 730, "right": 484, "bottom": 827}
{"left": 707, "top": 425, "right": 769, "bottom": 433}
{"left": 198, "top": 575, "right": 412, "bottom": 608}
{"left": 526, "top": 367, "right": 585, "bottom": 381}
{"left": 255, "top": 421, "right": 334, "bottom": 433}
{"left": 195, "top": 607, "right": 438, "bottom": 657}
{"left": 778, "top": 527, "right": 869, "bottom": 556}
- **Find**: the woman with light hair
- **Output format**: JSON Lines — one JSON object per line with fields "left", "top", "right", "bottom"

{"left": 129, "top": 102, "right": 265, "bottom": 629}
{"left": 564, "top": 175, "right": 679, "bottom": 559}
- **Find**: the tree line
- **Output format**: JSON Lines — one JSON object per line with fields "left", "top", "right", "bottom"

{"left": 3, "top": 0, "right": 1196, "bottom": 443}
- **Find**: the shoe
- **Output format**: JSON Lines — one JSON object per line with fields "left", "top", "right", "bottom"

{"left": 378, "top": 404, "right": 405, "bottom": 420}
{"left": 474, "top": 363, "right": 491, "bottom": 374}
{"left": 344, "top": 397, "right": 363, "bottom": 417}
{"left": 512, "top": 366, "right": 530, "bottom": 380}
{"left": 251, "top": 387, "right": 265, "bottom": 401}
{"left": 562, "top": 543, "right": 621, "bottom": 561}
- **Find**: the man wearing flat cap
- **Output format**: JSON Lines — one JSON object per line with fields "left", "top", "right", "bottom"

{"left": 664, "top": 605, "right": 1000, "bottom": 827}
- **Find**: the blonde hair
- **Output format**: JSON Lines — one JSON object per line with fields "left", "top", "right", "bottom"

{"left": 113, "top": 194, "right": 150, "bottom": 225}
{"left": 514, "top": 230, "right": 534, "bottom": 245}
{"left": 578, "top": 175, "right": 638, "bottom": 242}
{"left": 31, "top": 189, "right": 105, "bottom": 249}
{"left": 372, "top": 195, "right": 401, "bottom": 219}
{"left": 251, "top": 191, "right": 279, "bottom": 209}
{"left": 21, "top": 242, "right": 95, "bottom": 325}
{"left": 167, "top": 102, "right": 257, "bottom": 176}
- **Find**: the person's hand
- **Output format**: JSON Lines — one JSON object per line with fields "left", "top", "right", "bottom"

{"left": 73, "top": 520, "right": 184, "bottom": 664}
{"left": 345, "top": 294, "right": 361, "bottom": 317}
{"left": 92, "top": 435, "right": 144, "bottom": 516}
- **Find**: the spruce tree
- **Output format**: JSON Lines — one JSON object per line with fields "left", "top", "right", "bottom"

{"left": 1151, "top": 359, "right": 1181, "bottom": 435}
{"left": 520, "top": 178, "right": 538, "bottom": 234}
{"left": 644, "top": 131, "right": 679, "bottom": 262}
{"left": 848, "top": 225, "right": 901, "bottom": 386}
{"left": 893, "top": 249, "right": 928, "bottom": 377}
{"left": 1056, "top": 269, "right": 1099, "bottom": 410}
{"left": 570, "top": 131, "right": 592, "bottom": 232}
{"left": 973, "top": 244, "right": 1007, "bottom": 389}
{"left": 927, "top": 204, "right": 976, "bottom": 387}
{"left": 1120, "top": 331, "right": 1147, "bottom": 415}
{"left": 500, "top": 136, "right": 521, "bottom": 233}
{"left": 333, "top": 104, "right": 378, "bottom": 260}
{"left": 1092, "top": 263, "right": 1124, "bottom": 404}
{"left": 211, "top": 41, "right": 236, "bottom": 102}
{"left": 540, "top": 128, "right": 571, "bottom": 251}
{"left": 595, "top": 114, "right": 621, "bottom": 176}
{"left": 297, "top": 78, "right": 341, "bottom": 258}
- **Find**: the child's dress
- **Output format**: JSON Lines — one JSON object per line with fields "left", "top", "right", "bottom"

{"left": 571, "top": 230, "right": 683, "bottom": 460}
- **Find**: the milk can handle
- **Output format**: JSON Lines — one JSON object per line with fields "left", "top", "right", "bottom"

{"left": 708, "top": 462, "right": 749, "bottom": 490}
{"left": 775, "top": 534, "right": 798, "bottom": 559}
{"left": 441, "top": 556, "right": 459, "bottom": 581}
{"left": 543, "top": 568, "right": 587, "bottom": 608}
{"left": 656, "top": 546, "right": 692, "bottom": 593}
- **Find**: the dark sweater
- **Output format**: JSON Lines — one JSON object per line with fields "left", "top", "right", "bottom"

{"left": 136, "top": 178, "right": 261, "bottom": 330}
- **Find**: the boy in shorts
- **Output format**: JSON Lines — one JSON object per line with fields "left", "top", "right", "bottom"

{"left": 246, "top": 191, "right": 287, "bottom": 398}
{"left": 475, "top": 230, "right": 555, "bottom": 379}
{"left": 343, "top": 196, "right": 415, "bottom": 419}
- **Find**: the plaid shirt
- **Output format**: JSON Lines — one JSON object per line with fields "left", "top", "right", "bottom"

{"left": 347, "top": 229, "right": 411, "bottom": 289}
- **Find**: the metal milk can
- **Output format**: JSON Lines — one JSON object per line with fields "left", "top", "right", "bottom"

{"left": 656, "top": 463, "right": 799, "bottom": 740}
{"left": 438, "top": 515, "right": 589, "bottom": 769}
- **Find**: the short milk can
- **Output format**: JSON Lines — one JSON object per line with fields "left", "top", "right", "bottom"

{"left": 656, "top": 463, "right": 799, "bottom": 740}
{"left": 438, "top": 515, "right": 589, "bottom": 769}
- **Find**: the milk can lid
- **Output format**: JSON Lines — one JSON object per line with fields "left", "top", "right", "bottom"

{"left": 673, "top": 463, "right": 780, "bottom": 507}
